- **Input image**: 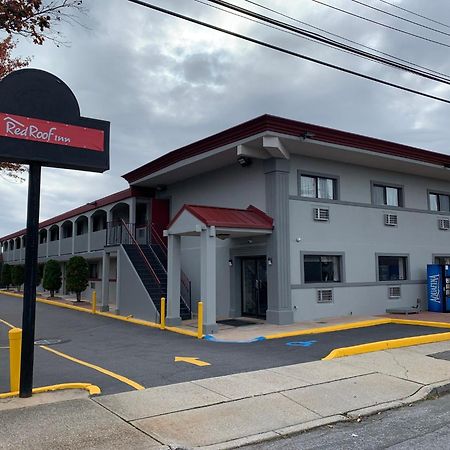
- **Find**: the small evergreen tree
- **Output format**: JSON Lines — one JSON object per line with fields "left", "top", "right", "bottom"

{"left": 43, "top": 260, "right": 62, "bottom": 297}
{"left": 66, "top": 256, "right": 89, "bottom": 302}
{"left": 10, "top": 265, "right": 24, "bottom": 291}
{"left": 1, "top": 263, "right": 11, "bottom": 290}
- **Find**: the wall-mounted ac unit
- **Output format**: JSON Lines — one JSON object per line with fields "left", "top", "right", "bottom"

{"left": 314, "top": 207, "right": 329, "bottom": 222}
{"left": 438, "top": 218, "right": 450, "bottom": 231}
{"left": 388, "top": 286, "right": 401, "bottom": 299}
{"left": 384, "top": 214, "right": 398, "bottom": 226}
{"left": 317, "top": 288, "right": 333, "bottom": 303}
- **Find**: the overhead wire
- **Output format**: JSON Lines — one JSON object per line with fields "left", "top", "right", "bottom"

{"left": 311, "top": 0, "right": 450, "bottom": 49}
{"left": 376, "top": 0, "right": 450, "bottom": 30}
{"left": 204, "top": 0, "right": 450, "bottom": 85}
{"left": 127, "top": 0, "right": 450, "bottom": 104}
{"left": 241, "top": 0, "right": 450, "bottom": 81}
{"left": 348, "top": 0, "right": 450, "bottom": 37}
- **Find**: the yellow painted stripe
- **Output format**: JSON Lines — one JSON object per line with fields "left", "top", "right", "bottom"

{"left": 390, "top": 318, "right": 450, "bottom": 329}
{"left": 166, "top": 326, "right": 199, "bottom": 338}
{"left": 0, "top": 317, "right": 15, "bottom": 329}
{"left": 39, "top": 345, "right": 145, "bottom": 391}
{"left": 0, "top": 383, "right": 101, "bottom": 399}
{"left": 265, "top": 319, "right": 392, "bottom": 340}
{"left": 323, "top": 331, "right": 450, "bottom": 360}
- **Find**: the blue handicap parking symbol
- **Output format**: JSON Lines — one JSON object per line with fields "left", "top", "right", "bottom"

{"left": 286, "top": 340, "right": 317, "bottom": 347}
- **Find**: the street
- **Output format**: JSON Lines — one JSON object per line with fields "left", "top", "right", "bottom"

{"left": 247, "top": 394, "right": 450, "bottom": 449}
{"left": 1, "top": 293, "right": 449, "bottom": 395}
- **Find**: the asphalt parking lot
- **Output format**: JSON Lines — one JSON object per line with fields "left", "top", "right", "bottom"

{"left": 0, "top": 293, "right": 448, "bottom": 395}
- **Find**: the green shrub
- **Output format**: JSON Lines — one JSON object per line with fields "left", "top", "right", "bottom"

{"left": 43, "top": 260, "right": 62, "bottom": 297}
{"left": 10, "top": 265, "right": 25, "bottom": 291}
{"left": 1, "top": 263, "right": 11, "bottom": 290}
{"left": 66, "top": 256, "right": 89, "bottom": 302}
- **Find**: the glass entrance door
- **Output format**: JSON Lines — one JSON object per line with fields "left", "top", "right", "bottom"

{"left": 242, "top": 257, "right": 267, "bottom": 318}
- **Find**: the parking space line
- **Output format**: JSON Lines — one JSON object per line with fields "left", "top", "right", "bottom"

{"left": 0, "top": 317, "right": 14, "bottom": 329}
{"left": 40, "top": 345, "right": 145, "bottom": 391}
{"left": 1, "top": 314, "right": 145, "bottom": 392}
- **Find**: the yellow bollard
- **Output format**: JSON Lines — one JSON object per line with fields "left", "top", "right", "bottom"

{"left": 160, "top": 297, "right": 166, "bottom": 330}
{"left": 9, "top": 328, "right": 22, "bottom": 393}
{"left": 91, "top": 291, "right": 97, "bottom": 314}
{"left": 197, "top": 301, "right": 203, "bottom": 339}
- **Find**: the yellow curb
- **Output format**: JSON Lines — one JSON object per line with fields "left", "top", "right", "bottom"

{"left": 166, "top": 326, "right": 200, "bottom": 338}
{"left": 390, "top": 318, "right": 450, "bottom": 329}
{"left": 265, "top": 318, "right": 450, "bottom": 340}
{"left": 265, "top": 319, "right": 392, "bottom": 340}
{"left": 323, "top": 331, "right": 450, "bottom": 360}
{"left": 0, "top": 290, "right": 199, "bottom": 339}
{"left": 0, "top": 383, "right": 101, "bottom": 399}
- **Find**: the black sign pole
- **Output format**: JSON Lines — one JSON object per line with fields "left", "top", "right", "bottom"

{"left": 19, "top": 162, "right": 42, "bottom": 398}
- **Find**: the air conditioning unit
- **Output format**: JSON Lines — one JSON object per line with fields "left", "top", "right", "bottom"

{"left": 438, "top": 218, "right": 450, "bottom": 231}
{"left": 314, "top": 207, "right": 330, "bottom": 221}
{"left": 384, "top": 213, "right": 398, "bottom": 226}
{"left": 317, "top": 289, "right": 333, "bottom": 303}
{"left": 388, "top": 286, "right": 401, "bottom": 299}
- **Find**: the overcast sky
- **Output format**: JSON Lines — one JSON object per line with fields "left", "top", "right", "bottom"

{"left": 1, "top": 0, "right": 450, "bottom": 237}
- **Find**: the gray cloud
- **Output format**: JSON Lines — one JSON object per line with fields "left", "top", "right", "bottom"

{"left": 1, "top": 0, "right": 450, "bottom": 236}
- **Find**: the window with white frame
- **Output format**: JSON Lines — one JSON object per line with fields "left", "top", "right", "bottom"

{"left": 378, "top": 256, "right": 408, "bottom": 281}
{"left": 304, "top": 255, "right": 342, "bottom": 283}
{"left": 429, "top": 192, "right": 450, "bottom": 212}
{"left": 300, "top": 175, "right": 337, "bottom": 200}
{"left": 373, "top": 184, "right": 403, "bottom": 207}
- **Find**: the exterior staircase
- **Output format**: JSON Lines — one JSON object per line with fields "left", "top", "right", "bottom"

{"left": 123, "top": 243, "right": 191, "bottom": 320}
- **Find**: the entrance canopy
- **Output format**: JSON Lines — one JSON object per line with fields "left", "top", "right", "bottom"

{"left": 166, "top": 204, "right": 273, "bottom": 238}
{"left": 164, "top": 205, "right": 273, "bottom": 334}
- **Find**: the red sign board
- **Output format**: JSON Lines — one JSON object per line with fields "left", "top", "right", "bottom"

{"left": 0, "top": 112, "right": 104, "bottom": 152}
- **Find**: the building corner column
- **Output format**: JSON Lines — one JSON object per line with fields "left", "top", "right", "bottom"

{"left": 264, "top": 158, "right": 294, "bottom": 325}
{"left": 200, "top": 226, "right": 218, "bottom": 334}
{"left": 166, "top": 234, "right": 181, "bottom": 326}
{"left": 101, "top": 251, "right": 110, "bottom": 312}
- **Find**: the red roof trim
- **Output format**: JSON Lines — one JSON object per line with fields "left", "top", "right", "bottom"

{"left": 0, "top": 186, "right": 154, "bottom": 242}
{"left": 123, "top": 114, "right": 450, "bottom": 183}
{"left": 168, "top": 204, "right": 273, "bottom": 230}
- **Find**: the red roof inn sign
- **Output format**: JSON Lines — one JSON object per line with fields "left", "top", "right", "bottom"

{"left": 0, "top": 69, "right": 109, "bottom": 171}
{"left": 0, "top": 69, "right": 110, "bottom": 398}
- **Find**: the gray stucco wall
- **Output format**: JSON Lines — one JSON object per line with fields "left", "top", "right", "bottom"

{"left": 289, "top": 154, "right": 450, "bottom": 320}
{"left": 160, "top": 160, "right": 267, "bottom": 319}
{"left": 117, "top": 245, "right": 160, "bottom": 322}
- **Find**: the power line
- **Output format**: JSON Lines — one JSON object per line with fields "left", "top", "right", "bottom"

{"left": 349, "top": 0, "right": 450, "bottom": 37}
{"left": 376, "top": 0, "right": 450, "bottom": 30}
{"left": 311, "top": 0, "right": 450, "bottom": 49}
{"left": 204, "top": 0, "right": 450, "bottom": 85}
{"left": 127, "top": 0, "right": 450, "bottom": 104}
{"left": 242, "top": 0, "right": 450, "bottom": 81}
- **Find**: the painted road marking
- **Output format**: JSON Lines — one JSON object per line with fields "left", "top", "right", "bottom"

{"left": 41, "top": 345, "right": 145, "bottom": 390}
{"left": 0, "top": 317, "right": 14, "bottom": 329}
{"left": 0, "top": 314, "right": 145, "bottom": 392}
{"left": 286, "top": 340, "right": 318, "bottom": 347}
{"left": 175, "top": 356, "right": 211, "bottom": 367}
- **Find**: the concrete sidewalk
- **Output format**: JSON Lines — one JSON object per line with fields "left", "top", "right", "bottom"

{"left": 1, "top": 341, "right": 450, "bottom": 449}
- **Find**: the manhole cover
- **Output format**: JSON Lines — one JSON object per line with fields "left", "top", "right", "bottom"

{"left": 34, "top": 338, "right": 69, "bottom": 346}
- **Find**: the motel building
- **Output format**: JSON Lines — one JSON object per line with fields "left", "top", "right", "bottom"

{"left": 1, "top": 115, "right": 450, "bottom": 333}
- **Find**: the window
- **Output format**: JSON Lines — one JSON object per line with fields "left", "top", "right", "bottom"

{"left": 304, "top": 255, "right": 342, "bottom": 283}
{"left": 373, "top": 184, "right": 402, "bottom": 207}
{"left": 300, "top": 175, "right": 337, "bottom": 200}
{"left": 429, "top": 192, "right": 450, "bottom": 212}
{"left": 88, "top": 263, "right": 98, "bottom": 279}
{"left": 435, "top": 256, "right": 450, "bottom": 265}
{"left": 378, "top": 256, "right": 407, "bottom": 281}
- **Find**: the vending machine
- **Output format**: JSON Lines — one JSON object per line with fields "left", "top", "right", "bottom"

{"left": 427, "top": 264, "right": 450, "bottom": 313}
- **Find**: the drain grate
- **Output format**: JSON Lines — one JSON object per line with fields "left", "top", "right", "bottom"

{"left": 34, "top": 338, "right": 69, "bottom": 346}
